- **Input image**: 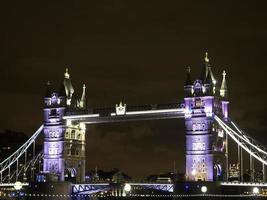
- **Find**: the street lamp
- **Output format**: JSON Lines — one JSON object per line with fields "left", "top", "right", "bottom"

{"left": 14, "top": 181, "right": 22, "bottom": 199}
{"left": 124, "top": 183, "right": 131, "bottom": 192}
{"left": 14, "top": 181, "right": 22, "bottom": 191}
{"left": 253, "top": 187, "right": 259, "bottom": 195}
{"left": 123, "top": 183, "right": 131, "bottom": 197}
{"left": 201, "top": 185, "right": 207, "bottom": 194}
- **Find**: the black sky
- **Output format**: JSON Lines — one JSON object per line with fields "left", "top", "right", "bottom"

{"left": 1, "top": 1, "right": 267, "bottom": 178}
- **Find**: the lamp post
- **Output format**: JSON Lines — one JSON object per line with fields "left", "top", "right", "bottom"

{"left": 14, "top": 181, "right": 22, "bottom": 199}
{"left": 253, "top": 187, "right": 259, "bottom": 195}
{"left": 123, "top": 183, "right": 131, "bottom": 196}
{"left": 201, "top": 185, "right": 207, "bottom": 194}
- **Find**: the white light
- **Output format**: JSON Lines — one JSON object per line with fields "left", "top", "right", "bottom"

{"left": 14, "top": 181, "right": 22, "bottom": 190}
{"left": 124, "top": 184, "right": 131, "bottom": 192}
{"left": 66, "top": 120, "right": 72, "bottom": 126}
{"left": 116, "top": 102, "right": 127, "bottom": 115}
{"left": 126, "top": 108, "right": 184, "bottom": 115}
{"left": 201, "top": 186, "right": 207, "bottom": 193}
{"left": 80, "top": 123, "right": 86, "bottom": 131}
{"left": 63, "top": 114, "right": 100, "bottom": 120}
{"left": 253, "top": 187, "right": 259, "bottom": 194}
{"left": 191, "top": 169, "right": 196, "bottom": 176}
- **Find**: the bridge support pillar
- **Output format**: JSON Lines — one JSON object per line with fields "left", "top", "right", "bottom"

{"left": 183, "top": 60, "right": 228, "bottom": 182}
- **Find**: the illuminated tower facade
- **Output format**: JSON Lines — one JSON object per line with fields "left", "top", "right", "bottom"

{"left": 43, "top": 82, "right": 66, "bottom": 181}
{"left": 43, "top": 69, "right": 87, "bottom": 182}
{"left": 184, "top": 53, "right": 229, "bottom": 181}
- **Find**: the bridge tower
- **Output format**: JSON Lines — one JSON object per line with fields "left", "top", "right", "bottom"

{"left": 43, "top": 69, "right": 87, "bottom": 182}
{"left": 184, "top": 53, "right": 229, "bottom": 181}
{"left": 43, "top": 81, "right": 67, "bottom": 181}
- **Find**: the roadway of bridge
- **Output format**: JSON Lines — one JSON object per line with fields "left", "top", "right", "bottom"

{"left": 63, "top": 108, "right": 185, "bottom": 124}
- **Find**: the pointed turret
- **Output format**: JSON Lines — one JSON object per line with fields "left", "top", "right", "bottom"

{"left": 200, "top": 52, "right": 209, "bottom": 81}
{"left": 220, "top": 70, "right": 228, "bottom": 98}
{"left": 185, "top": 66, "right": 193, "bottom": 86}
{"left": 204, "top": 67, "right": 213, "bottom": 95}
{"left": 204, "top": 67, "right": 213, "bottom": 85}
{"left": 184, "top": 67, "right": 194, "bottom": 97}
{"left": 63, "top": 68, "right": 74, "bottom": 106}
{"left": 58, "top": 83, "right": 67, "bottom": 97}
{"left": 200, "top": 52, "right": 216, "bottom": 85}
{"left": 45, "top": 81, "right": 52, "bottom": 98}
{"left": 79, "top": 84, "right": 87, "bottom": 109}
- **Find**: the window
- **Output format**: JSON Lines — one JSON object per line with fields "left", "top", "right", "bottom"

{"left": 50, "top": 109, "right": 57, "bottom": 116}
{"left": 195, "top": 99, "right": 202, "bottom": 107}
{"left": 193, "top": 124, "right": 196, "bottom": 131}
{"left": 202, "top": 123, "right": 205, "bottom": 130}
{"left": 65, "top": 131, "right": 69, "bottom": 138}
{"left": 193, "top": 142, "right": 205, "bottom": 150}
{"left": 71, "top": 130, "right": 75, "bottom": 139}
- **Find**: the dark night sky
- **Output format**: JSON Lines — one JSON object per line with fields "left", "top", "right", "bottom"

{"left": 1, "top": 1, "right": 267, "bottom": 178}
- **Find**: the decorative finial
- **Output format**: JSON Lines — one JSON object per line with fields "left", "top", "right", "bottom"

{"left": 204, "top": 52, "right": 209, "bottom": 63}
{"left": 83, "top": 84, "right": 86, "bottom": 89}
{"left": 222, "top": 70, "right": 226, "bottom": 78}
{"left": 187, "top": 66, "right": 191, "bottom": 73}
{"left": 64, "top": 68, "right": 70, "bottom": 79}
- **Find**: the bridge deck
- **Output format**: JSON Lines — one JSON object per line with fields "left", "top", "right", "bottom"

{"left": 63, "top": 108, "right": 185, "bottom": 123}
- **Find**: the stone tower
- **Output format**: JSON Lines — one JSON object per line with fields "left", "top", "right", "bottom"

{"left": 62, "top": 69, "right": 86, "bottom": 182}
{"left": 184, "top": 53, "right": 229, "bottom": 181}
{"left": 43, "top": 69, "right": 87, "bottom": 182}
{"left": 43, "top": 81, "right": 66, "bottom": 181}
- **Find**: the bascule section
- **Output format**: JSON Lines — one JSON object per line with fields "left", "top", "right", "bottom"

{"left": 42, "top": 69, "right": 87, "bottom": 182}
{"left": 184, "top": 53, "right": 229, "bottom": 181}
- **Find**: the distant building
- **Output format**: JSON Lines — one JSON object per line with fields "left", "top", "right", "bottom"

{"left": 228, "top": 163, "right": 239, "bottom": 181}
{"left": 146, "top": 172, "right": 177, "bottom": 183}
{"left": 86, "top": 168, "right": 131, "bottom": 183}
{"left": 254, "top": 170, "right": 263, "bottom": 182}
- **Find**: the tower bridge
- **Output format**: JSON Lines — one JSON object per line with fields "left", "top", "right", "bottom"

{"left": 1, "top": 53, "right": 267, "bottom": 196}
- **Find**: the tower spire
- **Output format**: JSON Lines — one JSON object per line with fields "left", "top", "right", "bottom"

{"left": 204, "top": 52, "right": 209, "bottom": 63}
{"left": 184, "top": 67, "right": 194, "bottom": 97}
{"left": 79, "top": 84, "right": 87, "bottom": 109}
{"left": 63, "top": 68, "right": 74, "bottom": 106}
{"left": 185, "top": 66, "right": 193, "bottom": 85}
{"left": 200, "top": 52, "right": 210, "bottom": 81}
{"left": 45, "top": 81, "right": 52, "bottom": 98}
{"left": 220, "top": 70, "right": 228, "bottom": 98}
{"left": 64, "top": 68, "right": 70, "bottom": 79}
